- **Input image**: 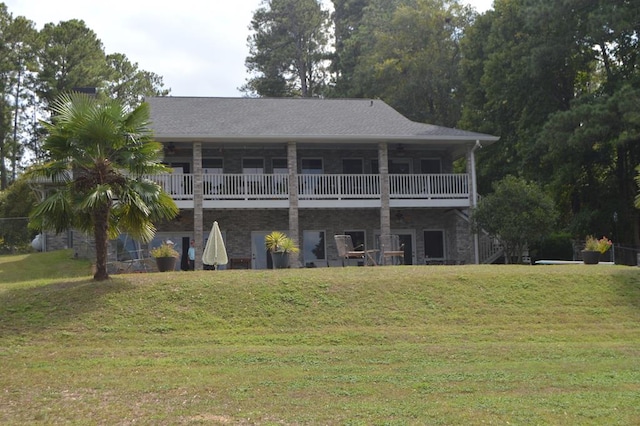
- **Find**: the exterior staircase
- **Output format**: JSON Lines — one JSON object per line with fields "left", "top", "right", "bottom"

{"left": 455, "top": 209, "right": 504, "bottom": 264}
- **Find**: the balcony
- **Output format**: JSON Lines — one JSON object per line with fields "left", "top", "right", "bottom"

{"left": 148, "top": 173, "right": 471, "bottom": 209}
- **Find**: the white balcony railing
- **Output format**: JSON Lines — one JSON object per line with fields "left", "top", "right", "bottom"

{"left": 145, "top": 173, "right": 469, "bottom": 203}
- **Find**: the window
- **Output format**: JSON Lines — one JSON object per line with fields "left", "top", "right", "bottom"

{"left": 371, "top": 159, "right": 412, "bottom": 174}
{"left": 301, "top": 158, "right": 323, "bottom": 174}
{"left": 389, "top": 159, "right": 412, "bottom": 174}
{"left": 421, "top": 158, "right": 441, "bottom": 174}
{"left": 342, "top": 158, "right": 363, "bottom": 174}
{"left": 301, "top": 159, "right": 323, "bottom": 194}
{"left": 272, "top": 158, "right": 288, "bottom": 174}
{"left": 345, "top": 230, "right": 366, "bottom": 251}
{"left": 203, "top": 158, "right": 223, "bottom": 174}
{"left": 242, "top": 158, "right": 264, "bottom": 174}
{"left": 303, "top": 230, "right": 326, "bottom": 266}
{"left": 166, "top": 162, "right": 190, "bottom": 173}
{"left": 424, "top": 230, "right": 445, "bottom": 260}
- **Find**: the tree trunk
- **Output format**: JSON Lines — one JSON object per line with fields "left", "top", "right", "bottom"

{"left": 93, "top": 204, "right": 110, "bottom": 280}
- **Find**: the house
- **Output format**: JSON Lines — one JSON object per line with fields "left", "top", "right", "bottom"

{"left": 140, "top": 96, "right": 500, "bottom": 269}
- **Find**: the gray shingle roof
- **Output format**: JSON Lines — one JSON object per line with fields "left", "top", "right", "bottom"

{"left": 146, "top": 96, "right": 499, "bottom": 143}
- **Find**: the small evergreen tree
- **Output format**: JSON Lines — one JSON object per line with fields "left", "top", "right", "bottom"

{"left": 472, "top": 175, "right": 557, "bottom": 263}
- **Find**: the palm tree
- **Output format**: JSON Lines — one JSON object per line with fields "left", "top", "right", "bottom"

{"left": 27, "top": 92, "right": 178, "bottom": 280}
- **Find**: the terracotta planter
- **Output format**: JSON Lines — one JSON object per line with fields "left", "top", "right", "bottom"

{"left": 155, "top": 256, "right": 177, "bottom": 272}
{"left": 581, "top": 250, "right": 600, "bottom": 265}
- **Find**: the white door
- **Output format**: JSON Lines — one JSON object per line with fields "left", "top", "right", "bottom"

{"left": 375, "top": 229, "right": 416, "bottom": 265}
{"left": 170, "top": 166, "right": 184, "bottom": 196}
{"left": 251, "top": 232, "right": 269, "bottom": 269}
{"left": 251, "top": 231, "right": 286, "bottom": 269}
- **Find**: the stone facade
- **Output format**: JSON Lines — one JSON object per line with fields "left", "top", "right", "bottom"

{"left": 151, "top": 206, "right": 473, "bottom": 266}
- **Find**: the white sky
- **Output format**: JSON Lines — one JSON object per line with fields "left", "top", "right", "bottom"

{"left": 4, "top": 0, "right": 494, "bottom": 97}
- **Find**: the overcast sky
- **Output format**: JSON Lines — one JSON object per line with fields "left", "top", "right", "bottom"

{"left": 4, "top": 0, "right": 493, "bottom": 97}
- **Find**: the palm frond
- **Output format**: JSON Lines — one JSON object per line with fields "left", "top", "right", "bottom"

{"left": 33, "top": 93, "right": 179, "bottom": 280}
{"left": 29, "top": 190, "right": 74, "bottom": 233}
{"left": 78, "top": 184, "right": 114, "bottom": 210}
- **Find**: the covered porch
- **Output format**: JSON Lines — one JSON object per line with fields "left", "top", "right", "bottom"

{"left": 150, "top": 172, "right": 472, "bottom": 209}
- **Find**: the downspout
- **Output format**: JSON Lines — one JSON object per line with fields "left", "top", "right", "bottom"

{"left": 470, "top": 140, "right": 481, "bottom": 264}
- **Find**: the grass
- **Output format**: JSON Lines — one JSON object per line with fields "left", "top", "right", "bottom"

{"left": 0, "top": 250, "right": 639, "bottom": 425}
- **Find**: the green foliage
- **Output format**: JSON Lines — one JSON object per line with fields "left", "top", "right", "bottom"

{"left": 37, "top": 19, "right": 108, "bottom": 105}
{"left": 0, "top": 176, "right": 37, "bottom": 218}
{"left": 472, "top": 175, "right": 557, "bottom": 263}
{"left": 0, "top": 259, "right": 638, "bottom": 424}
{"left": 460, "top": 0, "right": 640, "bottom": 244}
{"left": 0, "top": 5, "right": 171, "bottom": 188}
{"left": 243, "top": 0, "right": 331, "bottom": 97}
{"left": 329, "top": 0, "right": 369, "bottom": 96}
{"left": 265, "top": 231, "right": 299, "bottom": 253}
{"left": 0, "top": 5, "right": 39, "bottom": 189}
{"left": 584, "top": 235, "right": 612, "bottom": 254}
{"left": 149, "top": 242, "right": 179, "bottom": 258}
{"left": 338, "top": 0, "right": 473, "bottom": 126}
{"left": 529, "top": 232, "right": 574, "bottom": 261}
{"left": 537, "top": 86, "right": 640, "bottom": 238}
{"left": 103, "top": 52, "right": 169, "bottom": 107}
{"left": 27, "top": 93, "right": 178, "bottom": 280}
{"left": 35, "top": 18, "right": 170, "bottom": 109}
{"left": 0, "top": 177, "right": 38, "bottom": 252}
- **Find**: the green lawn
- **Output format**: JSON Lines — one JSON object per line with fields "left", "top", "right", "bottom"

{"left": 1, "top": 250, "right": 639, "bottom": 425}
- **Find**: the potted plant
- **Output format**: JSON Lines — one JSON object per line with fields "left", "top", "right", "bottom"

{"left": 582, "top": 235, "right": 612, "bottom": 264}
{"left": 150, "top": 240, "right": 179, "bottom": 272}
{"left": 265, "top": 231, "right": 299, "bottom": 269}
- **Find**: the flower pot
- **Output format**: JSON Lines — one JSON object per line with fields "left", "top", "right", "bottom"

{"left": 270, "top": 251, "right": 289, "bottom": 269}
{"left": 581, "top": 250, "right": 600, "bottom": 265}
{"left": 155, "top": 256, "right": 177, "bottom": 272}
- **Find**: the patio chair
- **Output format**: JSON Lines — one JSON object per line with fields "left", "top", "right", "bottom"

{"left": 378, "top": 234, "right": 405, "bottom": 265}
{"left": 334, "top": 235, "right": 377, "bottom": 266}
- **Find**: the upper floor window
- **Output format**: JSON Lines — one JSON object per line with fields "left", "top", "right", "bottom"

{"left": 243, "top": 158, "right": 264, "bottom": 174}
{"left": 421, "top": 158, "right": 441, "bottom": 174}
{"left": 203, "top": 158, "right": 223, "bottom": 174}
{"left": 371, "top": 159, "right": 412, "bottom": 174}
{"left": 342, "top": 158, "right": 364, "bottom": 174}
{"left": 272, "top": 158, "right": 288, "bottom": 174}
{"left": 301, "top": 158, "right": 323, "bottom": 174}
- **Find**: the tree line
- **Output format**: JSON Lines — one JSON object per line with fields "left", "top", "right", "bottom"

{"left": 0, "top": 3, "right": 169, "bottom": 191}
{"left": 1, "top": 0, "right": 639, "bottom": 252}
{"left": 244, "top": 0, "right": 640, "bottom": 248}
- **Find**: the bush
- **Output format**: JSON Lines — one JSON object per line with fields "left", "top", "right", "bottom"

{"left": 529, "top": 232, "right": 574, "bottom": 261}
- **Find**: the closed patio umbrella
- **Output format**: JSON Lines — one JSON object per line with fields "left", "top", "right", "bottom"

{"left": 202, "top": 221, "right": 228, "bottom": 269}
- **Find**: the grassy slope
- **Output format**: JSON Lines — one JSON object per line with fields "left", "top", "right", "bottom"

{"left": 0, "top": 251, "right": 639, "bottom": 425}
